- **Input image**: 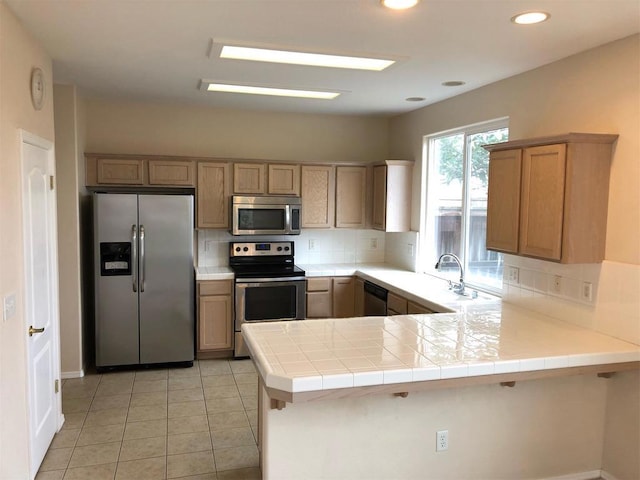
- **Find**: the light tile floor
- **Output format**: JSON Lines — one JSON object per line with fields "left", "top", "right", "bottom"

{"left": 36, "top": 359, "right": 261, "bottom": 480}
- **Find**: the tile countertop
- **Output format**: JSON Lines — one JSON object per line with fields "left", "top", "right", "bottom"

{"left": 195, "top": 266, "right": 234, "bottom": 281}
{"left": 242, "top": 304, "right": 640, "bottom": 394}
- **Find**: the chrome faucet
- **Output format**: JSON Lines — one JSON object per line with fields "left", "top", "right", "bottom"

{"left": 435, "top": 253, "right": 465, "bottom": 295}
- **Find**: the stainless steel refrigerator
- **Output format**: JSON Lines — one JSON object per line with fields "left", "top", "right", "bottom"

{"left": 94, "top": 193, "right": 194, "bottom": 370}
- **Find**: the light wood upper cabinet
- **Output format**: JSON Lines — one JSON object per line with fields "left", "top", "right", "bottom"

{"left": 197, "top": 162, "right": 230, "bottom": 229}
{"left": 484, "top": 133, "right": 618, "bottom": 263}
{"left": 335, "top": 166, "right": 366, "bottom": 229}
{"left": 96, "top": 158, "right": 145, "bottom": 185}
{"left": 234, "top": 163, "right": 265, "bottom": 194}
{"left": 197, "top": 280, "right": 233, "bottom": 352}
{"left": 486, "top": 149, "right": 522, "bottom": 254}
{"left": 301, "top": 165, "right": 335, "bottom": 228}
{"left": 148, "top": 160, "right": 195, "bottom": 186}
{"left": 371, "top": 160, "right": 413, "bottom": 232}
{"left": 519, "top": 144, "right": 566, "bottom": 260}
{"left": 268, "top": 164, "right": 300, "bottom": 195}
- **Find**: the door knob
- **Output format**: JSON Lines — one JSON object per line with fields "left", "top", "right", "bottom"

{"left": 28, "top": 325, "right": 45, "bottom": 337}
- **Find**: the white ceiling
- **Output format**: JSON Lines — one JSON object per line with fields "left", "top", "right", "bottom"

{"left": 6, "top": 0, "right": 640, "bottom": 117}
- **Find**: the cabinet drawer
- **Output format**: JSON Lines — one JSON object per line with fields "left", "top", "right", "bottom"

{"left": 198, "top": 280, "right": 233, "bottom": 296}
{"left": 387, "top": 292, "right": 408, "bottom": 315}
{"left": 307, "top": 277, "right": 331, "bottom": 292}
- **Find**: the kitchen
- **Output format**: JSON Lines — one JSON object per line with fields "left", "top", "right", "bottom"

{"left": 1, "top": 1, "right": 639, "bottom": 479}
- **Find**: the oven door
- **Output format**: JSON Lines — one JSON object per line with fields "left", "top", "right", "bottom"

{"left": 234, "top": 276, "right": 306, "bottom": 356}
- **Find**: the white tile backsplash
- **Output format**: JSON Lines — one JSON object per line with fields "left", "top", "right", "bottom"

{"left": 502, "top": 255, "right": 640, "bottom": 345}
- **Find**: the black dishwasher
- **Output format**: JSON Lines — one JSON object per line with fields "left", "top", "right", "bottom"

{"left": 363, "top": 281, "right": 388, "bottom": 316}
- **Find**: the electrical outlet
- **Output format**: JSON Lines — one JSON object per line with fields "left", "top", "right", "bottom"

{"left": 3, "top": 294, "right": 16, "bottom": 322}
{"left": 370, "top": 238, "right": 378, "bottom": 250}
{"left": 407, "top": 243, "right": 414, "bottom": 257}
{"left": 507, "top": 266, "right": 520, "bottom": 284}
{"left": 204, "top": 240, "right": 214, "bottom": 252}
{"left": 436, "top": 430, "right": 448, "bottom": 452}
{"left": 552, "top": 275, "right": 562, "bottom": 294}
{"left": 308, "top": 239, "right": 315, "bottom": 251}
{"left": 581, "top": 281, "right": 593, "bottom": 302}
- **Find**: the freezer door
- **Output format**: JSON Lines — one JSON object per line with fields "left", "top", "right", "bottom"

{"left": 94, "top": 193, "right": 140, "bottom": 367}
{"left": 138, "top": 195, "right": 195, "bottom": 363}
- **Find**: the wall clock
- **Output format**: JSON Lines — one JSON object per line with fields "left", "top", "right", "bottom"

{"left": 30, "top": 67, "right": 45, "bottom": 110}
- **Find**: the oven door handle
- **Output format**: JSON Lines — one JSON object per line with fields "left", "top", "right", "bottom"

{"left": 235, "top": 276, "right": 306, "bottom": 283}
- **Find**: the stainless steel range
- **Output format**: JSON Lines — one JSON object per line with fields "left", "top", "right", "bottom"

{"left": 230, "top": 241, "right": 306, "bottom": 358}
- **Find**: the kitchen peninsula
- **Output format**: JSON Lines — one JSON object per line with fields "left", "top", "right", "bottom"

{"left": 242, "top": 270, "right": 640, "bottom": 480}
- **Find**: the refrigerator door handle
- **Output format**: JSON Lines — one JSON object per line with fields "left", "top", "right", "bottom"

{"left": 131, "top": 224, "right": 138, "bottom": 292}
{"left": 140, "top": 225, "right": 145, "bottom": 293}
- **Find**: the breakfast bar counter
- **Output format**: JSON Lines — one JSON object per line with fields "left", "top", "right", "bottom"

{"left": 242, "top": 305, "right": 639, "bottom": 480}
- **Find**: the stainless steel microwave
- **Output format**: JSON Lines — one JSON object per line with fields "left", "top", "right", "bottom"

{"left": 231, "top": 195, "right": 301, "bottom": 235}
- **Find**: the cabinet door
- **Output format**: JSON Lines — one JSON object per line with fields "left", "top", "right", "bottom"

{"left": 197, "top": 162, "right": 230, "bottom": 229}
{"left": 234, "top": 163, "right": 265, "bottom": 194}
{"left": 519, "top": 144, "right": 566, "bottom": 261}
{"left": 486, "top": 149, "right": 522, "bottom": 253}
{"left": 268, "top": 164, "right": 300, "bottom": 195}
{"left": 198, "top": 295, "right": 233, "bottom": 351}
{"left": 371, "top": 165, "right": 387, "bottom": 230}
{"left": 97, "top": 158, "right": 144, "bottom": 184}
{"left": 354, "top": 278, "right": 364, "bottom": 317}
{"left": 306, "top": 278, "right": 332, "bottom": 318}
{"left": 332, "top": 277, "right": 355, "bottom": 318}
{"left": 335, "top": 166, "right": 366, "bottom": 228}
{"left": 407, "top": 301, "right": 435, "bottom": 314}
{"left": 148, "top": 160, "right": 195, "bottom": 186}
{"left": 301, "top": 165, "right": 335, "bottom": 228}
{"left": 387, "top": 292, "right": 407, "bottom": 315}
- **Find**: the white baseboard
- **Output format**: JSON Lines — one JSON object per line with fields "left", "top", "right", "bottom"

{"left": 600, "top": 471, "right": 620, "bottom": 480}
{"left": 61, "top": 369, "right": 85, "bottom": 379}
{"left": 539, "top": 470, "right": 602, "bottom": 480}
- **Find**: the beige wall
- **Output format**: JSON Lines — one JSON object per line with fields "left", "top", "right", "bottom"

{"left": 263, "top": 375, "right": 608, "bottom": 479}
{"left": 0, "top": 2, "right": 55, "bottom": 478}
{"left": 389, "top": 34, "right": 639, "bottom": 266}
{"left": 53, "top": 84, "right": 84, "bottom": 376}
{"left": 84, "top": 99, "right": 389, "bottom": 164}
{"left": 388, "top": 34, "right": 640, "bottom": 478}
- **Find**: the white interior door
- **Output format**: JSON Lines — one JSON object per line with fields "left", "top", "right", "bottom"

{"left": 21, "top": 130, "right": 61, "bottom": 478}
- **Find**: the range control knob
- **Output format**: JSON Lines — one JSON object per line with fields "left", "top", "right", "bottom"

{"left": 277, "top": 246, "right": 283, "bottom": 251}
{"left": 284, "top": 246, "right": 290, "bottom": 251}
{"left": 235, "top": 247, "right": 241, "bottom": 252}
{"left": 243, "top": 247, "right": 249, "bottom": 252}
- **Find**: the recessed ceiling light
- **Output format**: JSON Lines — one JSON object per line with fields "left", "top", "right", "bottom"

{"left": 511, "top": 11, "right": 550, "bottom": 25}
{"left": 219, "top": 45, "right": 395, "bottom": 71}
{"left": 405, "top": 97, "right": 426, "bottom": 102}
{"left": 382, "top": 0, "right": 419, "bottom": 10}
{"left": 442, "top": 81, "right": 466, "bottom": 87}
{"left": 200, "top": 81, "right": 340, "bottom": 100}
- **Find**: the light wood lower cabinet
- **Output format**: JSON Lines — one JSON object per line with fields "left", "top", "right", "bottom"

{"left": 354, "top": 278, "right": 364, "bottom": 317}
{"left": 197, "top": 280, "right": 233, "bottom": 354}
{"left": 306, "top": 278, "right": 333, "bottom": 318}
{"left": 387, "top": 291, "right": 408, "bottom": 316}
{"left": 332, "top": 277, "right": 355, "bottom": 318}
{"left": 407, "top": 301, "right": 436, "bottom": 314}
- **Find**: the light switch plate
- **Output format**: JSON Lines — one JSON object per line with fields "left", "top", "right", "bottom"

{"left": 3, "top": 293, "right": 16, "bottom": 322}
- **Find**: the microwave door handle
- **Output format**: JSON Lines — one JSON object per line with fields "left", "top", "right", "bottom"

{"left": 131, "top": 224, "right": 138, "bottom": 292}
{"left": 285, "top": 205, "right": 291, "bottom": 234}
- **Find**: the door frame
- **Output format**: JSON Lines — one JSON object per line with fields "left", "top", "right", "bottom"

{"left": 20, "top": 129, "right": 63, "bottom": 478}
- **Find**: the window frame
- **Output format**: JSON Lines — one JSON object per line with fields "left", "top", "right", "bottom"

{"left": 419, "top": 117, "right": 509, "bottom": 295}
